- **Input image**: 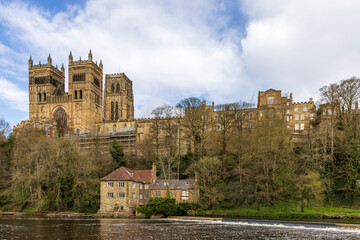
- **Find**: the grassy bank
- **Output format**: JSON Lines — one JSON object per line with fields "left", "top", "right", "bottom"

{"left": 197, "top": 203, "right": 360, "bottom": 221}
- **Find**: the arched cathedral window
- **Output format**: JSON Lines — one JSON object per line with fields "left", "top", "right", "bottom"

{"left": 80, "top": 90, "right": 83, "bottom": 99}
{"left": 75, "top": 90, "right": 77, "bottom": 99}
{"left": 115, "top": 102, "right": 119, "bottom": 120}
{"left": 111, "top": 102, "right": 114, "bottom": 120}
{"left": 111, "top": 84, "right": 114, "bottom": 92}
{"left": 38, "top": 93, "right": 42, "bottom": 102}
{"left": 43, "top": 92, "right": 46, "bottom": 101}
{"left": 116, "top": 83, "right": 120, "bottom": 92}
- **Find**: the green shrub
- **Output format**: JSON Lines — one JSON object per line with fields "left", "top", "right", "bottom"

{"left": 137, "top": 197, "right": 199, "bottom": 217}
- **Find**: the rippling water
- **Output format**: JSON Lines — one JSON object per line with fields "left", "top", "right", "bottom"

{"left": 1, "top": 217, "right": 360, "bottom": 239}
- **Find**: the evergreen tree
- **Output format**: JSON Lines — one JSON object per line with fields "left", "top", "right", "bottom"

{"left": 110, "top": 140, "right": 127, "bottom": 168}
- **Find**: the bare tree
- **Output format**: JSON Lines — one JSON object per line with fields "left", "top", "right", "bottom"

{"left": 0, "top": 118, "right": 11, "bottom": 140}
{"left": 214, "top": 104, "right": 235, "bottom": 154}
{"left": 176, "top": 97, "right": 213, "bottom": 155}
{"left": 339, "top": 77, "right": 360, "bottom": 122}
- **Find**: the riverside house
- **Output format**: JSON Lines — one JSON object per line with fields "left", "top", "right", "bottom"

{"left": 97, "top": 164, "right": 199, "bottom": 217}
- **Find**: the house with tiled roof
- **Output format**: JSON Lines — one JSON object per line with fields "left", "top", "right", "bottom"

{"left": 97, "top": 164, "right": 156, "bottom": 217}
{"left": 151, "top": 179, "right": 199, "bottom": 203}
{"left": 97, "top": 164, "right": 199, "bottom": 217}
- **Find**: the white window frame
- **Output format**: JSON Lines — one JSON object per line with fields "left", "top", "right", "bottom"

{"left": 107, "top": 192, "right": 114, "bottom": 198}
{"left": 107, "top": 182, "right": 114, "bottom": 187}
{"left": 268, "top": 96, "right": 274, "bottom": 104}
{"left": 295, "top": 123, "right": 299, "bottom": 130}
{"left": 295, "top": 114, "right": 299, "bottom": 121}
{"left": 119, "top": 192, "right": 125, "bottom": 198}
{"left": 301, "top": 114, "right": 305, "bottom": 120}
{"left": 300, "top": 123, "right": 305, "bottom": 130}
{"left": 118, "top": 182, "right": 124, "bottom": 188}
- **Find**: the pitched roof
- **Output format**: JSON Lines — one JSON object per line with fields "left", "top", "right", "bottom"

{"left": 151, "top": 179, "right": 196, "bottom": 190}
{"left": 101, "top": 167, "right": 152, "bottom": 182}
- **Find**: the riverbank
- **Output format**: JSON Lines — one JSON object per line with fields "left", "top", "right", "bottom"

{"left": 195, "top": 203, "right": 360, "bottom": 222}
{"left": 0, "top": 210, "right": 91, "bottom": 218}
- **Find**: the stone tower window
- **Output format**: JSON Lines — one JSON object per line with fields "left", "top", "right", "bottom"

{"left": 113, "top": 124, "right": 116, "bottom": 132}
{"left": 111, "top": 84, "right": 114, "bottom": 92}
{"left": 79, "top": 90, "right": 83, "bottom": 99}
{"left": 116, "top": 83, "right": 120, "bottom": 92}
{"left": 74, "top": 90, "right": 77, "bottom": 99}
{"left": 73, "top": 73, "right": 85, "bottom": 82}
{"left": 43, "top": 93, "right": 46, "bottom": 102}
{"left": 115, "top": 102, "right": 119, "bottom": 120}
{"left": 38, "top": 93, "right": 42, "bottom": 102}
{"left": 111, "top": 102, "right": 114, "bottom": 120}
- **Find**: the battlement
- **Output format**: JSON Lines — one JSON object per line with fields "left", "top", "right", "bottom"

{"left": 105, "top": 73, "right": 125, "bottom": 78}
{"left": 134, "top": 116, "right": 182, "bottom": 121}
{"left": 68, "top": 50, "right": 103, "bottom": 70}
{"left": 292, "top": 98, "right": 314, "bottom": 106}
{"left": 29, "top": 54, "right": 65, "bottom": 75}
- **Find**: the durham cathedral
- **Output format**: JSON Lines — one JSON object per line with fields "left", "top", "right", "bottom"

{"left": 14, "top": 51, "right": 317, "bottom": 154}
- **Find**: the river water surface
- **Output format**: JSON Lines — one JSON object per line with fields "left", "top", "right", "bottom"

{"left": 1, "top": 216, "right": 360, "bottom": 239}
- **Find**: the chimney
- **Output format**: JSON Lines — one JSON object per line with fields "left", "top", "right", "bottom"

{"left": 356, "top": 101, "right": 358, "bottom": 110}
{"left": 202, "top": 100, "right": 206, "bottom": 106}
{"left": 152, "top": 163, "right": 157, "bottom": 183}
{"left": 212, "top": 101, "right": 215, "bottom": 111}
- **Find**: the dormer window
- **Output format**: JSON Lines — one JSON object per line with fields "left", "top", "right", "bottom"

{"left": 125, "top": 169, "right": 133, "bottom": 177}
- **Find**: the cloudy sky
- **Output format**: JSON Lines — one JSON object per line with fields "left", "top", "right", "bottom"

{"left": 1, "top": 0, "right": 360, "bottom": 127}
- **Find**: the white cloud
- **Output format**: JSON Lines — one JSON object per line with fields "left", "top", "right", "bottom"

{"left": 0, "top": 0, "right": 246, "bottom": 117}
{"left": 240, "top": 0, "right": 360, "bottom": 102}
{"left": 2, "top": 0, "right": 360, "bottom": 121}
{"left": 135, "top": 97, "right": 171, "bottom": 118}
{"left": 0, "top": 77, "right": 28, "bottom": 112}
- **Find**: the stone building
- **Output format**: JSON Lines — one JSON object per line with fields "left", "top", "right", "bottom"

{"left": 150, "top": 179, "right": 199, "bottom": 203}
{"left": 15, "top": 52, "right": 316, "bottom": 153}
{"left": 97, "top": 164, "right": 199, "bottom": 217}
{"left": 97, "top": 165, "right": 155, "bottom": 217}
